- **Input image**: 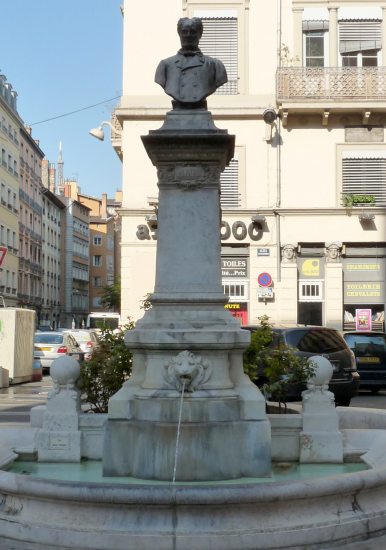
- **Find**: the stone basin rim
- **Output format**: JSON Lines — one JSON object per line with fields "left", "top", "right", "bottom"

{"left": 0, "top": 462, "right": 378, "bottom": 505}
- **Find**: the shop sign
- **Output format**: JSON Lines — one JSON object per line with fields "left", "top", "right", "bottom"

{"left": 344, "top": 282, "right": 384, "bottom": 304}
{"left": 300, "top": 259, "right": 321, "bottom": 278}
{"left": 355, "top": 309, "right": 372, "bottom": 331}
{"left": 0, "top": 246, "right": 6, "bottom": 268}
{"left": 224, "top": 302, "right": 248, "bottom": 324}
{"left": 221, "top": 258, "right": 247, "bottom": 278}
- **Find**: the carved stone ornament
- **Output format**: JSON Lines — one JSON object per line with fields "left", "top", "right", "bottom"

{"left": 325, "top": 242, "right": 342, "bottom": 263}
{"left": 281, "top": 244, "right": 297, "bottom": 263}
{"left": 157, "top": 164, "right": 219, "bottom": 190}
{"left": 164, "top": 350, "right": 212, "bottom": 392}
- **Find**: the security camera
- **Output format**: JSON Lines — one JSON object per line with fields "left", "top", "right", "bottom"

{"left": 263, "top": 108, "right": 277, "bottom": 125}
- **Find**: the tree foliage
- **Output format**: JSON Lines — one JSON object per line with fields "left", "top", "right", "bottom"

{"left": 243, "top": 315, "right": 315, "bottom": 411}
{"left": 78, "top": 322, "right": 134, "bottom": 413}
{"left": 99, "top": 279, "right": 121, "bottom": 311}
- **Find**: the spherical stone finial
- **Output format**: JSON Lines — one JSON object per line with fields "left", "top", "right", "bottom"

{"left": 50, "top": 355, "right": 80, "bottom": 386}
{"left": 308, "top": 355, "right": 333, "bottom": 387}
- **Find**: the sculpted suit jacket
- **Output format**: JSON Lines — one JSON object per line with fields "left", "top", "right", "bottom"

{"left": 155, "top": 51, "right": 227, "bottom": 103}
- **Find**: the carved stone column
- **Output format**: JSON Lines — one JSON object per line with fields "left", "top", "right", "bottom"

{"left": 103, "top": 109, "right": 271, "bottom": 481}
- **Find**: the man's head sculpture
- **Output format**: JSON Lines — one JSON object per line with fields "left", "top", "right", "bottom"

{"left": 155, "top": 17, "right": 228, "bottom": 108}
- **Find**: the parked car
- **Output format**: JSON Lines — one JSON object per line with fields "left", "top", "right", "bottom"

{"left": 242, "top": 325, "right": 360, "bottom": 406}
{"left": 62, "top": 329, "right": 99, "bottom": 360}
{"left": 34, "top": 331, "right": 85, "bottom": 373}
{"left": 343, "top": 331, "right": 386, "bottom": 394}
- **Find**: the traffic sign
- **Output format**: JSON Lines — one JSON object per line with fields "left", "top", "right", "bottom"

{"left": 0, "top": 246, "right": 7, "bottom": 268}
{"left": 257, "top": 272, "right": 272, "bottom": 287}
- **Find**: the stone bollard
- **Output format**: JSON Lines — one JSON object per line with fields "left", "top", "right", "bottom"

{"left": 300, "top": 355, "right": 343, "bottom": 463}
{"left": 37, "top": 355, "right": 82, "bottom": 462}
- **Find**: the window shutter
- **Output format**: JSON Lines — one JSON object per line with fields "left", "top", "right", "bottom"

{"left": 339, "top": 20, "right": 381, "bottom": 53}
{"left": 220, "top": 157, "right": 239, "bottom": 208}
{"left": 342, "top": 152, "right": 386, "bottom": 205}
{"left": 200, "top": 17, "right": 238, "bottom": 94}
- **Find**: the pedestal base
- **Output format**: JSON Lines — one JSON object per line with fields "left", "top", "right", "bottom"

{"left": 103, "top": 406, "right": 271, "bottom": 481}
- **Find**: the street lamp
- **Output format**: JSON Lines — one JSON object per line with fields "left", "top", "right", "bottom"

{"left": 89, "top": 121, "right": 121, "bottom": 141}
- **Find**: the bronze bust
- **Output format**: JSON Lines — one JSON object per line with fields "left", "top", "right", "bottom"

{"left": 155, "top": 17, "right": 228, "bottom": 108}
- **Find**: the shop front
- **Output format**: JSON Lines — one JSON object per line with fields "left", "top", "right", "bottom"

{"left": 343, "top": 252, "right": 385, "bottom": 332}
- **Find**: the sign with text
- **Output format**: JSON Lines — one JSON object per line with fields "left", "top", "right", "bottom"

{"left": 257, "top": 248, "right": 270, "bottom": 256}
{"left": 221, "top": 258, "right": 247, "bottom": 278}
{"left": 355, "top": 309, "right": 372, "bottom": 331}
{"left": 0, "top": 246, "right": 7, "bottom": 268}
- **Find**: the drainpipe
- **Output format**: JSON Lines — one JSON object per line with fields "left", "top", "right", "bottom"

{"left": 276, "top": 0, "right": 283, "bottom": 282}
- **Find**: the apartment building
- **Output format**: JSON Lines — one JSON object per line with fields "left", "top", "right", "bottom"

{"left": 40, "top": 188, "right": 65, "bottom": 329}
{"left": 59, "top": 196, "right": 91, "bottom": 328}
{"left": 78, "top": 192, "right": 121, "bottom": 312}
{"left": 114, "top": 0, "right": 386, "bottom": 330}
{"left": 18, "top": 126, "right": 44, "bottom": 317}
{"left": 0, "top": 74, "right": 21, "bottom": 306}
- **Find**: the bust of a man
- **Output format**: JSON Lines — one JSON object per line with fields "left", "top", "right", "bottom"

{"left": 155, "top": 17, "right": 227, "bottom": 108}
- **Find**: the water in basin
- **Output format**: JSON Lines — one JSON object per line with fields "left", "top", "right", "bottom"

{"left": 8, "top": 460, "right": 367, "bottom": 485}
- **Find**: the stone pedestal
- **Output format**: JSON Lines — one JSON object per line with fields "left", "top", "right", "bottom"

{"left": 103, "top": 109, "right": 271, "bottom": 480}
{"left": 37, "top": 356, "right": 81, "bottom": 462}
{"left": 300, "top": 356, "right": 343, "bottom": 464}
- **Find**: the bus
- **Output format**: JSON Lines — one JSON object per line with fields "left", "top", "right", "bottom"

{"left": 86, "top": 312, "right": 121, "bottom": 331}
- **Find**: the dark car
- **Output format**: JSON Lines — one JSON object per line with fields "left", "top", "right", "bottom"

{"left": 343, "top": 331, "right": 386, "bottom": 394}
{"left": 242, "top": 325, "right": 360, "bottom": 406}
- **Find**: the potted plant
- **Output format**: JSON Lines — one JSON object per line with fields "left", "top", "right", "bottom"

{"left": 341, "top": 194, "right": 376, "bottom": 208}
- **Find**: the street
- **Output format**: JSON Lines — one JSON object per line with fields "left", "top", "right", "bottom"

{"left": 0, "top": 376, "right": 53, "bottom": 425}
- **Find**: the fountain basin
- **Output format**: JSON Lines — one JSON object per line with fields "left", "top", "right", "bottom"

{"left": 0, "top": 461, "right": 384, "bottom": 550}
{"left": 1, "top": 407, "right": 386, "bottom": 549}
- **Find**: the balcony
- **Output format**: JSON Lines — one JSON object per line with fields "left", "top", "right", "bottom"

{"left": 276, "top": 67, "right": 386, "bottom": 122}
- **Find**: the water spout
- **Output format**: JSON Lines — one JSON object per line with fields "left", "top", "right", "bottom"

{"left": 172, "top": 378, "right": 186, "bottom": 483}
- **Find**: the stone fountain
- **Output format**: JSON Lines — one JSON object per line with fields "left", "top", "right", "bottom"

{"left": 103, "top": 16, "right": 270, "bottom": 482}
{"left": 2, "top": 17, "right": 386, "bottom": 549}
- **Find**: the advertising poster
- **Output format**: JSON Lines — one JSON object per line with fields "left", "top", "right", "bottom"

{"left": 355, "top": 309, "right": 372, "bottom": 331}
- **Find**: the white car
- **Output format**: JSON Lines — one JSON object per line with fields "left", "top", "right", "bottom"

{"left": 34, "top": 331, "right": 85, "bottom": 372}
{"left": 62, "top": 329, "right": 99, "bottom": 360}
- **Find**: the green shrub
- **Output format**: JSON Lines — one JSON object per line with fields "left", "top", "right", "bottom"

{"left": 243, "top": 315, "right": 315, "bottom": 411}
{"left": 78, "top": 322, "right": 134, "bottom": 413}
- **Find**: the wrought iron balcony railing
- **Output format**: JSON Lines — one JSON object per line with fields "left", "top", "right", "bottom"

{"left": 277, "top": 67, "right": 386, "bottom": 102}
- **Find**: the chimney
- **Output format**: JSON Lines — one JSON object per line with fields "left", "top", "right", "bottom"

{"left": 102, "top": 193, "right": 107, "bottom": 217}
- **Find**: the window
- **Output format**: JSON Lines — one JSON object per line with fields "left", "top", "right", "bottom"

{"left": 93, "top": 255, "right": 102, "bottom": 267}
{"left": 339, "top": 19, "right": 381, "bottom": 67}
{"left": 199, "top": 17, "right": 238, "bottom": 94}
{"left": 93, "top": 276, "right": 102, "bottom": 287}
{"left": 299, "top": 280, "right": 323, "bottom": 302}
{"left": 222, "top": 280, "right": 248, "bottom": 301}
{"left": 93, "top": 235, "right": 102, "bottom": 246}
{"left": 342, "top": 150, "right": 386, "bottom": 205}
{"left": 303, "top": 31, "right": 326, "bottom": 67}
{"left": 220, "top": 157, "right": 239, "bottom": 208}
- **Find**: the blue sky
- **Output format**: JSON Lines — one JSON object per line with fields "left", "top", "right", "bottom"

{"left": 2, "top": 0, "right": 123, "bottom": 198}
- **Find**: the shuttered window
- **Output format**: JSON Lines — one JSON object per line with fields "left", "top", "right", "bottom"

{"left": 342, "top": 151, "right": 386, "bottom": 205}
{"left": 220, "top": 157, "right": 239, "bottom": 208}
{"left": 339, "top": 20, "right": 382, "bottom": 53}
{"left": 200, "top": 17, "right": 238, "bottom": 94}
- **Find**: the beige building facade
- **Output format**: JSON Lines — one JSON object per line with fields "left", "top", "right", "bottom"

{"left": 0, "top": 74, "right": 21, "bottom": 307}
{"left": 114, "top": 0, "right": 386, "bottom": 330}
